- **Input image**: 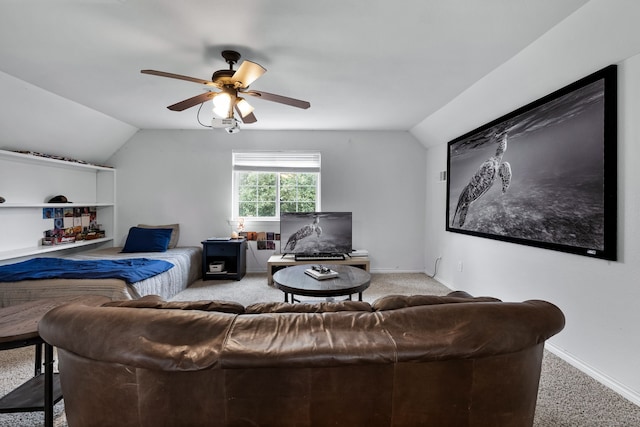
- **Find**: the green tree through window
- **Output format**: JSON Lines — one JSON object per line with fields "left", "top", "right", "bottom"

{"left": 280, "top": 173, "right": 317, "bottom": 213}
{"left": 237, "top": 171, "right": 318, "bottom": 217}
{"left": 233, "top": 151, "right": 321, "bottom": 219}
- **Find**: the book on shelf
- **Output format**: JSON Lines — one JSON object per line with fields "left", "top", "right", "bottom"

{"left": 304, "top": 266, "right": 339, "bottom": 280}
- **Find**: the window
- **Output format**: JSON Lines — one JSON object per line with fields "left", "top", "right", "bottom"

{"left": 232, "top": 151, "right": 321, "bottom": 220}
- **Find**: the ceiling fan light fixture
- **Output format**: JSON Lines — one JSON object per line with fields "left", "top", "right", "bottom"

{"left": 212, "top": 92, "right": 232, "bottom": 118}
{"left": 236, "top": 98, "right": 254, "bottom": 118}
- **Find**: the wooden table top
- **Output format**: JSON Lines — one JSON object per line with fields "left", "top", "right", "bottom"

{"left": 0, "top": 296, "right": 109, "bottom": 344}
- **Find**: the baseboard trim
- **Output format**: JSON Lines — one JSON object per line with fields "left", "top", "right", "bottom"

{"left": 545, "top": 343, "right": 640, "bottom": 406}
{"left": 427, "top": 275, "right": 640, "bottom": 407}
{"left": 371, "top": 269, "right": 426, "bottom": 274}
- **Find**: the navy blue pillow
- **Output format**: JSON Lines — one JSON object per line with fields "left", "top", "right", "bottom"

{"left": 121, "top": 227, "right": 172, "bottom": 253}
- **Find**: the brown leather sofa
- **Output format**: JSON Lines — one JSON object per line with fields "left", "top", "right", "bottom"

{"left": 39, "top": 291, "right": 564, "bottom": 427}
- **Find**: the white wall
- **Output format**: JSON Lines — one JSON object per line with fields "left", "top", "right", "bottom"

{"left": 108, "top": 130, "right": 427, "bottom": 273}
{"left": 414, "top": 0, "right": 640, "bottom": 404}
{"left": 0, "top": 71, "right": 137, "bottom": 164}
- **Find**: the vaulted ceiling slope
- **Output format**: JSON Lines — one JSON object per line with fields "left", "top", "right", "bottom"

{"left": 0, "top": 0, "right": 588, "bottom": 163}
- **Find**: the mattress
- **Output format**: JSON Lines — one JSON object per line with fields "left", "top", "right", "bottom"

{"left": 0, "top": 246, "right": 202, "bottom": 308}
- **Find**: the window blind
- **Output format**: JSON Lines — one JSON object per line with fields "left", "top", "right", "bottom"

{"left": 232, "top": 151, "right": 321, "bottom": 172}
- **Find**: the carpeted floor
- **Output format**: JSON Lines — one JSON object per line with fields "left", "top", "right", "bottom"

{"left": 171, "top": 272, "right": 452, "bottom": 305}
{"left": 1, "top": 272, "right": 639, "bottom": 426}
{"left": 0, "top": 346, "right": 67, "bottom": 427}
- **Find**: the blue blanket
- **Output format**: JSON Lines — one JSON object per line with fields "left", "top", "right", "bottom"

{"left": 0, "top": 257, "right": 174, "bottom": 285}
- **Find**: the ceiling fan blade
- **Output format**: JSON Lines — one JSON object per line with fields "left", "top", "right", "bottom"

{"left": 243, "top": 90, "right": 310, "bottom": 109}
{"left": 231, "top": 60, "right": 266, "bottom": 88}
{"left": 235, "top": 105, "right": 258, "bottom": 124}
{"left": 167, "top": 92, "right": 216, "bottom": 111}
{"left": 141, "top": 69, "right": 217, "bottom": 87}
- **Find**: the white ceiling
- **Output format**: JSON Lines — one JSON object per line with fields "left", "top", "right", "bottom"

{"left": 0, "top": 0, "right": 589, "bottom": 135}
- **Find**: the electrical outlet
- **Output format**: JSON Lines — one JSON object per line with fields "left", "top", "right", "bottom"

{"left": 457, "top": 261, "right": 463, "bottom": 272}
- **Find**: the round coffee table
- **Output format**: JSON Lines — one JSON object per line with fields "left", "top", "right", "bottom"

{"left": 273, "top": 264, "right": 371, "bottom": 303}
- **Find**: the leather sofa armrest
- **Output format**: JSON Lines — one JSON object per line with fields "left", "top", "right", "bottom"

{"left": 39, "top": 303, "right": 238, "bottom": 371}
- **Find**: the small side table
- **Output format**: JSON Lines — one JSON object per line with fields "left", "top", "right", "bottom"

{"left": 0, "top": 296, "right": 107, "bottom": 427}
{"left": 201, "top": 238, "right": 247, "bottom": 281}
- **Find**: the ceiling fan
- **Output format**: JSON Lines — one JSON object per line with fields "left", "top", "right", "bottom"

{"left": 141, "top": 50, "right": 310, "bottom": 125}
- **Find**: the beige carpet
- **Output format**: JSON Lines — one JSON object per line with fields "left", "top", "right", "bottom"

{"left": 170, "top": 272, "right": 451, "bottom": 305}
{"left": 1, "top": 272, "right": 639, "bottom": 426}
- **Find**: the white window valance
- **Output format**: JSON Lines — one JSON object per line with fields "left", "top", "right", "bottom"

{"left": 232, "top": 151, "right": 321, "bottom": 172}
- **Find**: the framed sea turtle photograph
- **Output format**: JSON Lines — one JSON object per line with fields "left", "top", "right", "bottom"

{"left": 446, "top": 65, "right": 617, "bottom": 261}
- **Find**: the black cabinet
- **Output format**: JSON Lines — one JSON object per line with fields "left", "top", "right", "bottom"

{"left": 201, "top": 239, "right": 247, "bottom": 280}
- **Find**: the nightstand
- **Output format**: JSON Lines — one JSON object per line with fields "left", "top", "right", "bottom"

{"left": 201, "top": 239, "right": 247, "bottom": 280}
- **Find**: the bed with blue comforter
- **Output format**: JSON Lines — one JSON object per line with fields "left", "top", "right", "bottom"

{"left": 0, "top": 246, "right": 202, "bottom": 307}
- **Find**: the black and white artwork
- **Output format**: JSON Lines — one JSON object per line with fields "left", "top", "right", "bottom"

{"left": 446, "top": 65, "right": 617, "bottom": 260}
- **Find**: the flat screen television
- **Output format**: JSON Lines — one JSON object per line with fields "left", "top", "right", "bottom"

{"left": 280, "top": 212, "right": 352, "bottom": 256}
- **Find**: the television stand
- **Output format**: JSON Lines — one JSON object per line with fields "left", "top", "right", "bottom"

{"left": 267, "top": 254, "right": 370, "bottom": 286}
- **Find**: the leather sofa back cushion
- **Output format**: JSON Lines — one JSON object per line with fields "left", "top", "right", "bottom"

{"left": 102, "top": 295, "right": 245, "bottom": 314}
{"left": 100, "top": 294, "right": 499, "bottom": 314}
{"left": 40, "top": 296, "right": 565, "bottom": 372}
{"left": 245, "top": 301, "right": 372, "bottom": 314}
{"left": 372, "top": 294, "right": 501, "bottom": 311}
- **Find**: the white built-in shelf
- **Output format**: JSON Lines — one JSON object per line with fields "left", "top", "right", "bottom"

{"left": 0, "top": 149, "right": 117, "bottom": 261}
{"left": 0, "top": 237, "right": 114, "bottom": 262}
{"left": 0, "top": 149, "right": 114, "bottom": 171}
